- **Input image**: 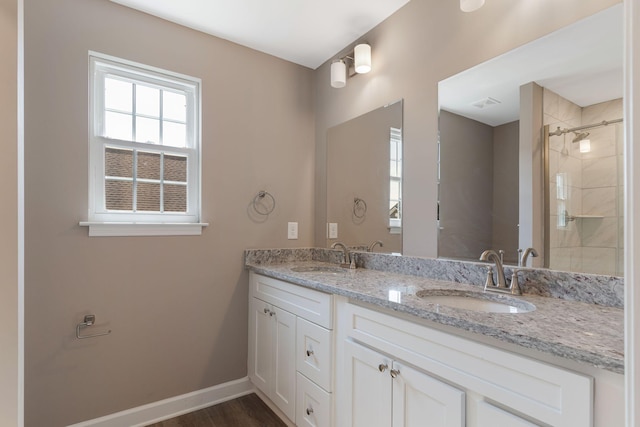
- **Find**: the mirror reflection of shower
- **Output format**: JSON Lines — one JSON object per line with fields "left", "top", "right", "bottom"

{"left": 544, "top": 88, "right": 623, "bottom": 276}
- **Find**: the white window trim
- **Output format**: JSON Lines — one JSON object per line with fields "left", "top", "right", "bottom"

{"left": 83, "top": 52, "right": 205, "bottom": 236}
{"left": 79, "top": 222, "right": 208, "bottom": 237}
{"left": 389, "top": 127, "right": 402, "bottom": 231}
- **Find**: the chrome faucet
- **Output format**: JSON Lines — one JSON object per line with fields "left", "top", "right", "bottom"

{"left": 519, "top": 247, "right": 539, "bottom": 267}
{"left": 331, "top": 242, "right": 351, "bottom": 267}
{"left": 479, "top": 249, "right": 523, "bottom": 295}
{"left": 479, "top": 250, "right": 508, "bottom": 289}
{"left": 367, "top": 240, "right": 384, "bottom": 252}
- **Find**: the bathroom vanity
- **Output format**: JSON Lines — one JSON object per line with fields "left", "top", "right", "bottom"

{"left": 246, "top": 249, "right": 624, "bottom": 427}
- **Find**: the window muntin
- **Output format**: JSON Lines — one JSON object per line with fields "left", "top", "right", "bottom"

{"left": 89, "top": 53, "right": 200, "bottom": 224}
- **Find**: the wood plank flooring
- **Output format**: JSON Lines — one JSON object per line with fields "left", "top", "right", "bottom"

{"left": 145, "top": 393, "right": 287, "bottom": 427}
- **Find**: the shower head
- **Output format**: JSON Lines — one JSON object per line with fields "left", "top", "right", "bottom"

{"left": 572, "top": 131, "right": 590, "bottom": 142}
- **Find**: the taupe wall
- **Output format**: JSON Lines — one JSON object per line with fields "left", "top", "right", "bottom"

{"left": 312, "top": 0, "right": 621, "bottom": 257}
{"left": 492, "top": 121, "right": 520, "bottom": 264}
{"left": 438, "top": 110, "right": 493, "bottom": 260}
{"left": 24, "top": 1, "right": 314, "bottom": 426}
{"left": 326, "top": 103, "right": 402, "bottom": 253}
{"left": 438, "top": 112, "right": 519, "bottom": 263}
{"left": 0, "top": 0, "right": 19, "bottom": 425}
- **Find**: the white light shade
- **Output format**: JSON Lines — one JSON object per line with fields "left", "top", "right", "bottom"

{"left": 460, "top": 0, "right": 485, "bottom": 12}
{"left": 330, "top": 60, "right": 346, "bottom": 88}
{"left": 354, "top": 44, "right": 371, "bottom": 74}
{"left": 580, "top": 139, "right": 591, "bottom": 153}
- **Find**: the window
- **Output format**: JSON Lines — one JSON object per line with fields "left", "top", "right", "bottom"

{"left": 84, "top": 53, "right": 204, "bottom": 236}
{"left": 389, "top": 127, "right": 402, "bottom": 231}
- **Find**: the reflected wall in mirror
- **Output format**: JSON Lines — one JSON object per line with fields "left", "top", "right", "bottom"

{"left": 326, "top": 100, "right": 403, "bottom": 254}
{"left": 437, "top": 4, "right": 623, "bottom": 275}
{"left": 438, "top": 111, "right": 519, "bottom": 264}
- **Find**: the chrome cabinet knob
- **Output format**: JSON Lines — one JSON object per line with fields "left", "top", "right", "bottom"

{"left": 390, "top": 369, "right": 400, "bottom": 378}
{"left": 306, "top": 407, "right": 314, "bottom": 416}
{"left": 306, "top": 349, "right": 314, "bottom": 357}
{"left": 263, "top": 308, "right": 269, "bottom": 314}
{"left": 378, "top": 363, "right": 388, "bottom": 372}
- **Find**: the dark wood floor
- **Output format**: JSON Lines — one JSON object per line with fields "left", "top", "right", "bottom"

{"left": 145, "top": 393, "right": 287, "bottom": 427}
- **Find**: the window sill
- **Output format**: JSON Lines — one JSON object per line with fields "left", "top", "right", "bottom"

{"left": 388, "top": 226, "right": 402, "bottom": 235}
{"left": 79, "top": 221, "right": 209, "bottom": 237}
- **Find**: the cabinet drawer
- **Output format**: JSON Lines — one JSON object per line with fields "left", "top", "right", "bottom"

{"left": 251, "top": 272, "right": 333, "bottom": 328}
{"left": 296, "top": 372, "right": 332, "bottom": 427}
{"left": 297, "top": 317, "right": 333, "bottom": 392}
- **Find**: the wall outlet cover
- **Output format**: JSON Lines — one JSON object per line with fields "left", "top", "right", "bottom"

{"left": 288, "top": 222, "right": 298, "bottom": 239}
{"left": 329, "top": 223, "right": 338, "bottom": 239}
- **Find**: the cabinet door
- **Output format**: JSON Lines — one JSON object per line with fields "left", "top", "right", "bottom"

{"left": 248, "top": 297, "right": 272, "bottom": 395}
{"left": 343, "top": 340, "right": 392, "bottom": 427}
{"left": 272, "top": 305, "right": 297, "bottom": 422}
{"left": 392, "top": 362, "right": 465, "bottom": 427}
{"left": 475, "top": 401, "right": 538, "bottom": 427}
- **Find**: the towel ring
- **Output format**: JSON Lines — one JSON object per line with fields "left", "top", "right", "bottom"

{"left": 253, "top": 191, "right": 276, "bottom": 215}
{"left": 353, "top": 197, "right": 367, "bottom": 218}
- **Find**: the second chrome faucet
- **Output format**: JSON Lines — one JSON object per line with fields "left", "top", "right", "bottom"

{"left": 331, "top": 242, "right": 355, "bottom": 269}
{"left": 480, "top": 249, "right": 520, "bottom": 295}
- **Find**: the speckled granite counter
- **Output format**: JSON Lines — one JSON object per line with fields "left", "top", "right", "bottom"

{"left": 245, "top": 250, "right": 624, "bottom": 374}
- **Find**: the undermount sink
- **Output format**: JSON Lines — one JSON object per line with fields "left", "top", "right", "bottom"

{"left": 415, "top": 289, "right": 536, "bottom": 314}
{"left": 290, "top": 266, "right": 347, "bottom": 274}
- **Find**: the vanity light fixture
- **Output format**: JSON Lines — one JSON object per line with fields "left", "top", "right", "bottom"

{"left": 460, "top": 0, "right": 485, "bottom": 12}
{"left": 330, "top": 60, "right": 347, "bottom": 88}
{"left": 330, "top": 43, "right": 372, "bottom": 88}
{"left": 354, "top": 43, "right": 371, "bottom": 74}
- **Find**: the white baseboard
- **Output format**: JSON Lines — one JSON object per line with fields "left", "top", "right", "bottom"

{"left": 67, "top": 377, "right": 255, "bottom": 427}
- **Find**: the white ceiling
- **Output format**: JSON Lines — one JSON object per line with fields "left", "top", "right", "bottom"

{"left": 439, "top": 4, "right": 623, "bottom": 127}
{"left": 109, "top": 0, "right": 410, "bottom": 69}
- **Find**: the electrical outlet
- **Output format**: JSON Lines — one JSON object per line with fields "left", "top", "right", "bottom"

{"left": 288, "top": 222, "right": 298, "bottom": 239}
{"left": 329, "top": 223, "right": 338, "bottom": 239}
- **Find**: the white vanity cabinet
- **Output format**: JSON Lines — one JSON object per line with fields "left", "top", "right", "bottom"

{"left": 248, "top": 272, "right": 334, "bottom": 426}
{"left": 343, "top": 339, "right": 465, "bottom": 427}
{"left": 336, "top": 299, "right": 594, "bottom": 427}
{"left": 249, "top": 297, "right": 297, "bottom": 420}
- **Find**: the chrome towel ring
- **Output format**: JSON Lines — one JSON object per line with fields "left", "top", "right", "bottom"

{"left": 253, "top": 190, "right": 276, "bottom": 216}
{"left": 353, "top": 197, "right": 367, "bottom": 219}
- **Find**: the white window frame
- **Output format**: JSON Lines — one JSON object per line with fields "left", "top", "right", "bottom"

{"left": 81, "top": 52, "right": 206, "bottom": 236}
{"left": 389, "top": 127, "right": 402, "bottom": 232}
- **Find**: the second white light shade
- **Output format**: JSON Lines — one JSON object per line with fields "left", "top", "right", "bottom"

{"left": 354, "top": 44, "right": 371, "bottom": 74}
{"left": 460, "top": 0, "right": 485, "bottom": 12}
{"left": 330, "top": 60, "right": 346, "bottom": 88}
{"left": 580, "top": 139, "right": 591, "bottom": 153}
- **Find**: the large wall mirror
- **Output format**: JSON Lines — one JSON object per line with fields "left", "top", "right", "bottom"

{"left": 326, "top": 100, "right": 403, "bottom": 254}
{"left": 437, "top": 4, "right": 623, "bottom": 275}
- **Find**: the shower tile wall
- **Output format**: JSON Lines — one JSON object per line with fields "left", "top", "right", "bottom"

{"left": 544, "top": 88, "right": 623, "bottom": 276}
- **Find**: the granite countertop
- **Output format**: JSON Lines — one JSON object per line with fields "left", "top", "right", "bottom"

{"left": 246, "top": 260, "right": 624, "bottom": 374}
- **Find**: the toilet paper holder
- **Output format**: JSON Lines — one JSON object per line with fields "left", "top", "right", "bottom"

{"left": 76, "top": 314, "right": 111, "bottom": 339}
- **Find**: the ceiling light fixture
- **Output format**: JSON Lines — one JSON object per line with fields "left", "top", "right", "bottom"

{"left": 460, "top": 0, "right": 485, "bottom": 12}
{"left": 572, "top": 131, "right": 591, "bottom": 153}
{"left": 579, "top": 139, "right": 591, "bottom": 153}
{"left": 330, "top": 43, "right": 372, "bottom": 89}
